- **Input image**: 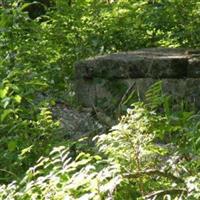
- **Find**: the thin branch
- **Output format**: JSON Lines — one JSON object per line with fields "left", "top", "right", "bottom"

{"left": 116, "top": 82, "right": 136, "bottom": 116}
{"left": 143, "top": 188, "right": 187, "bottom": 199}
{"left": 0, "top": 168, "right": 19, "bottom": 180}
{"left": 124, "top": 169, "right": 185, "bottom": 184}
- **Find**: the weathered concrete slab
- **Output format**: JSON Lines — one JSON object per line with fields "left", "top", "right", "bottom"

{"left": 188, "top": 56, "right": 200, "bottom": 77}
{"left": 76, "top": 48, "right": 200, "bottom": 79}
{"left": 75, "top": 48, "right": 200, "bottom": 111}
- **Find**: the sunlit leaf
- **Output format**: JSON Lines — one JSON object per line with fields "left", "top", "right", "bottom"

{"left": 14, "top": 95, "right": 22, "bottom": 104}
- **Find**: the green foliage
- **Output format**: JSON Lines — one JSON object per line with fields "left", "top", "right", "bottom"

{"left": 0, "top": 78, "right": 60, "bottom": 182}
{"left": 0, "top": 83, "right": 199, "bottom": 199}
{"left": 0, "top": 2, "right": 61, "bottom": 182}
{"left": 1, "top": 0, "right": 199, "bottom": 98}
{"left": 0, "top": 0, "right": 199, "bottom": 198}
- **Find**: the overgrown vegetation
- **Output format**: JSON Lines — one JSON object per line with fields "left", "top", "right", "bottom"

{"left": 1, "top": 82, "right": 200, "bottom": 199}
{"left": 0, "top": 0, "right": 199, "bottom": 199}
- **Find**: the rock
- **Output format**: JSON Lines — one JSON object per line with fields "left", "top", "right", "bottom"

{"left": 52, "top": 103, "right": 106, "bottom": 139}
{"left": 75, "top": 48, "right": 200, "bottom": 111}
{"left": 75, "top": 48, "right": 194, "bottom": 79}
{"left": 188, "top": 56, "right": 200, "bottom": 77}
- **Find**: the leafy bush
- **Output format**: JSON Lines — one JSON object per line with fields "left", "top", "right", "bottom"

{"left": 1, "top": 83, "right": 199, "bottom": 199}
{"left": 0, "top": 78, "right": 60, "bottom": 182}
{"left": 0, "top": 0, "right": 199, "bottom": 197}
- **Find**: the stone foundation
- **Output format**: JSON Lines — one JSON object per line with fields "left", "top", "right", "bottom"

{"left": 75, "top": 48, "right": 200, "bottom": 111}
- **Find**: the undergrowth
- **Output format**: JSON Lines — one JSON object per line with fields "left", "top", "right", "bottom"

{"left": 0, "top": 0, "right": 200, "bottom": 198}
{"left": 0, "top": 82, "right": 199, "bottom": 200}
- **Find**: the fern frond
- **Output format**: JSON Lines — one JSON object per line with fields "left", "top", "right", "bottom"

{"left": 145, "top": 80, "right": 164, "bottom": 109}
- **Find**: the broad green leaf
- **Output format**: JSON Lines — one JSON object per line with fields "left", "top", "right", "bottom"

{"left": 7, "top": 140, "right": 17, "bottom": 152}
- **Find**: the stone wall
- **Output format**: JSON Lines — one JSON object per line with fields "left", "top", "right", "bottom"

{"left": 75, "top": 48, "right": 200, "bottom": 111}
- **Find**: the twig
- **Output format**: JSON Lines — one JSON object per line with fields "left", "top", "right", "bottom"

{"left": 116, "top": 82, "right": 136, "bottom": 117}
{"left": 92, "top": 105, "right": 114, "bottom": 127}
{"left": 0, "top": 168, "right": 19, "bottom": 180}
{"left": 124, "top": 169, "right": 185, "bottom": 184}
{"left": 143, "top": 188, "right": 187, "bottom": 199}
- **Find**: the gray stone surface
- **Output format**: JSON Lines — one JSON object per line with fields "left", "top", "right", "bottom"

{"left": 75, "top": 48, "right": 200, "bottom": 110}
{"left": 188, "top": 56, "right": 200, "bottom": 77}
{"left": 75, "top": 48, "right": 200, "bottom": 79}
{"left": 52, "top": 104, "right": 105, "bottom": 139}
